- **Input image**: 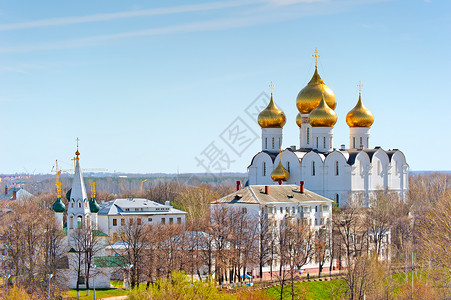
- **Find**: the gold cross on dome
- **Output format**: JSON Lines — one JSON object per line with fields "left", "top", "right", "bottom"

{"left": 55, "top": 181, "right": 62, "bottom": 198}
{"left": 357, "top": 81, "right": 363, "bottom": 95}
{"left": 312, "top": 49, "right": 320, "bottom": 68}
{"left": 76, "top": 137, "right": 80, "bottom": 149}
{"left": 269, "top": 81, "right": 274, "bottom": 94}
{"left": 278, "top": 147, "right": 283, "bottom": 162}
{"left": 89, "top": 182, "right": 97, "bottom": 198}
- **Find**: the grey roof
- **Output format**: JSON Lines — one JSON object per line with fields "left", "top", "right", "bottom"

{"left": 210, "top": 185, "right": 332, "bottom": 205}
{"left": 98, "top": 198, "right": 187, "bottom": 216}
{"left": 249, "top": 147, "right": 405, "bottom": 167}
{"left": 0, "top": 188, "right": 34, "bottom": 201}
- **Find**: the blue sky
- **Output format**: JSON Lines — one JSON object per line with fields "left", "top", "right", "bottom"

{"left": 0, "top": 0, "right": 449, "bottom": 174}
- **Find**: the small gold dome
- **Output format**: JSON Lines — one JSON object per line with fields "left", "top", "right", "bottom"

{"left": 258, "top": 94, "right": 286, "bottom": 128}
{"left": 296, "top": 68, "right": 336, "bottom": 114}
{"left": 309, "top": 96, "right": 337, "bottom": 127}
{"left": 296, "top": 113, "right": 302, "bottom": 128}
{"left": 346, "top": 94, "right": 374, "bottom": 127}
{"left": 271, "top": 160, "right": 290, "bottom": 182}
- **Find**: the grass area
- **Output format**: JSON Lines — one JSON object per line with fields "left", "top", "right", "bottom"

{"left": 65, "top": 287, "right": 129, "bottom": 299}
{"left": 264, "top": 279, "right": 347, "bottom": 300}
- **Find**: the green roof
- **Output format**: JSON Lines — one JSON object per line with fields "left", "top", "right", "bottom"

{"left": 52, "top": 198, "right": 66, "bottom": 213}
{"left": 93, "top": 256, "right": 128, "bottom": 268}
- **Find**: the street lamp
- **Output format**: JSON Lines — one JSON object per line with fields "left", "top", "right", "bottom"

{"left": 127, "top": 264, "right": 134, "bottom": 293}
{"left": 91, "top": 264, "right": 96, "bottom": 300}
{"left": 47, "top": 274, "right": 53, "bottom": 300}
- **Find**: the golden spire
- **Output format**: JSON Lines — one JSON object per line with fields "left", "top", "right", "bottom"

{"left": 271, "top": 148, "right": 290, "bottom": 182}
{"left": 312, "top": 48, "right": 320, "bottom": 69}
{"left": 89, "top": 182, "right": 96, "bottom": 198}
{"left": 257, "top": 82, "right": 287, "bottom": 128}
{"left": 296, "top": 50, "right": 336, "bottom": 114}
{"left": 346, "top": 81, "right": 374, "bottom": 127}
{"left": 75, "top": 137, "right": 80, "bottom": 159}
{"left": 309, "top": 94, "right": 337, "bottom": 127}
{"left": 55, "top": 181, "right": 62, "bottom": 198}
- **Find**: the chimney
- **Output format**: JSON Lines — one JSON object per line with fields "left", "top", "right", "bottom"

{"left": 264, "top": 185, "right": 269, "bottom": 195}
{"left": 12, "top": 190, "right": 17, "bottom": 200}
{"left": 236, "top": 180, "right": 241, "bottom": 191}
{"left": 165, "top": 201, "right": 171, "bottom": 206}
{"left": 4, "top": 185, "right": 7, "bottom": 196}
{"left": 290, "top": 145, "right": 296, "bottom": 151}
{"left": 340, "top": 144, "right": 345, "bottom": 151}
{"left": 300, "top": 181, "right": 305, "bottom": 194}
{"left": 278, "top": 180, "right": 282, "bottom": 185}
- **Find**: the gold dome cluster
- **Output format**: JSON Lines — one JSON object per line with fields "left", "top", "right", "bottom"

{"left": 258, "top": 83, "right": 286, "bottom": 129}
{"left": 346, "top": 83, "right": 374, "bottom": 127}
{"left": 296, "top": 68, "right": 336, "bottom": 115}
{"left": 309, "top": 96, "right": 337, "bottom": 127}
{"left": 271, "top": 160, "right": 290, "bottom": 182}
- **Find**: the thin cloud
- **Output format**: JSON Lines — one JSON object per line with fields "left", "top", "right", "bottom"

{"left": 0, "top": 0, "right": 258, "bottom": 31}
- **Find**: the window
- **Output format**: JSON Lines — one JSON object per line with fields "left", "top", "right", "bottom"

{"left": 169, "top": 218, "right": 173, "bottom": 224}
{"left": 322, "top": 205, "right": 329, "bottom": 211}
{"left": 242, "top": 207, "right": 247, "bottom": 214}
{"left": 312, "top": 161, "right": 316, "bottom": 176}
{"left": 280, "top": 207, "right": 283, "bottom": 214}
{"left": 335, "top": 194, "right": 339, "bottom": 205}
{"left": 137, "top": 218, "right": 142, "bottom": 225}
{"left": 130, "top": 218, "right": 134, "bottom": 225}
{"left": 70, "top": 216, "right": 74, "bottom": 229}
{"left": 263, "top": 162, "right": 266, "bottom": 176}
{"left": 323, "top": 136, "right": 326, "bottom": 148}
{"left": 135, "top": 208, "right": 139, "bottom": 211}
{"left": 77, "top": 216, "right": 82, "bottom": 229}
{"left": 148, "top": 217, "right": 152, "bottom": 222}
{"left": 121, "top": 218, "right": 125, "bottom": 226}
{"left": 78, "top": 202, "right": 81, "bottom": 208}
{"left": 71, "top": 203, "right": 74, "bottom": 208}
{"left": 113, "top": 218, "right": 117, "bottom": 226}
{"left": 307, "top": 128, "right": 310, "bottom": 144}
{"left": 161, "top": 218, "right": 166, "bottom": 224}
{"left": 292, "top": 207, "right": 295, "bottom": 213}
{"left": 320, "top": 218, "right": 325, "bottom": 225}
{"left": 330, "top": 137, "right": 332, "bottom": 148}
{"left": 367, "top": 137, "right": 369, "bottom": 147}
{"left": 360, "top": 137, "right": 363, "bottom": 147}
{"left": 287, "top": 161, "right": 290, "bottom": 172}
{"left": 315, "top": 206, "right": 318, "bottom": 212}
{"left": 272, "top": 137, "right": 275, "bottom": 149}
{"left": 265, "top": 138, "right": 267, "bottom": 149}
{"left": 125, "top": 208, "right": 130, "bottom": 212}
{"left": 335, "top": 161, "right": 339, "bottom": 176}
{"left": 353, "top": 137, "right": 356, "bottom": 148}
{"left": 177, "top": 217, "right": 182, "bottom": 224}
{"left": 316, "top": 137, "right": 319, "bottom": 148}
{"left": 285, "top": 207, "right": 289, "bottom": 214}
{"left": 315, "top": 218, "right": 318, "bottom": 226}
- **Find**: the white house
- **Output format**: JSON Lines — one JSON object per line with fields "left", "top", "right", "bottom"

{"left": 97, "top": 198, "right": 187, "bottom": 236}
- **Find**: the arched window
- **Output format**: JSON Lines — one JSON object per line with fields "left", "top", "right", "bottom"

{"left": 265, "top": 138, "right": 267, "bottom": 149}
{"left": 366, "top": 137, "right": 369, "bottom": 147}
{"left": 316, "top": 137, "right": 319, "bottom": 148}
{"left": 263, "top": 162, "right": 266, "bottom": 176}
{"left": 335, "top": 161, "right": 339, "bottom": 176}
{"left": 70, "top": 216, "right": 74, "bottom": 229}
{"left": 335, "top": 194, "right": 339, "bottom": 205}
{"left": 312, "top": 161, "right": 316, "bottom": 176}
{"left": 323, "top": 137, "right": 326, "bottom": 148}
{"left": 353, "top": 137, "right": 356, "bottom": 148}
{"left": 360, "top": 137, "right": 363, "bottom": 148}
{"left": 78, "top": 202, "right": 81, "bottom": 208}
{"left": 307, "top": 128, "right": 310, "bottom": 144}
{"left": 77, "top": 216, "right": 82, "bottom": 229}
{"left": 287, "top": 161, "right": 290, "bottom": 172}
{"left": 272, "top": 137, "right": 275, "bottom": 149}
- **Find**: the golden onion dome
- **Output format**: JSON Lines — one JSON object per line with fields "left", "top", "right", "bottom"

{"left": 309, "top": 96, "right": 337, "bottom": 127}
{"left": 296, "top": 68, "right": 336, "bottom": 114}
{"left": 271, "top": 160, "right": 290, "bottom": 182}
{"left": 257, "top": 93, "right": 286, "bottom": 128}
{"left": 346, "top": 94, "right": 374, "bottom": 127}
{"left": 296, "top": 113, "right": 302, "bottom": 128}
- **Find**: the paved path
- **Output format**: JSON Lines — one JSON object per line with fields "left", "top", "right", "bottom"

{"left": 98, "top": 296, "right": 128, "bottom": 300}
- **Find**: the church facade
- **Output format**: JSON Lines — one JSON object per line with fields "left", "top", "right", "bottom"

{"left": 248, "top": 52, "right": 408, "bottom": 206}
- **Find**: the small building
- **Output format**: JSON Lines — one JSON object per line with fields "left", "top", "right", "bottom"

{"left": 97, "top": 198, "right": 187, "bottom": 236}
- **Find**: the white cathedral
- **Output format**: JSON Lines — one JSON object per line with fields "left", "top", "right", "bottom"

{"left": 247, "top": 52, "right": 408, "bottom": 206}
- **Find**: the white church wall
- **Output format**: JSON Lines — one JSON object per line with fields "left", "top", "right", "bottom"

{"left": 300, "top": 152, "right": 325, "bottom": 193}
{"left": 279, "top": 151, "right": 301, "bottom": 185}
{"left": 250, "top": 152, "right": 277, "bottom": 186}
